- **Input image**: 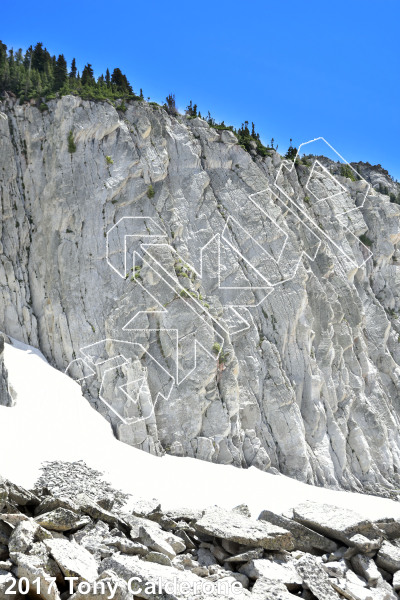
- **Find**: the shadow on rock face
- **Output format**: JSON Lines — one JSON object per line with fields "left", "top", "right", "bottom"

{"left": 0, "top": 333, "right": 13, "bottom": 407}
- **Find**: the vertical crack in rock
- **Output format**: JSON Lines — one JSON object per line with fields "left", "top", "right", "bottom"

{"left": 1, "top": 95, "right": 400, "bottom": 494}
{"left": 0, "top": 333, "right": 12, "bottom": 406}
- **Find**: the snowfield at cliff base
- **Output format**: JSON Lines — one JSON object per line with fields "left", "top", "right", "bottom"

{"left": 1, "top": 337, "right": 400, "bottom": 521}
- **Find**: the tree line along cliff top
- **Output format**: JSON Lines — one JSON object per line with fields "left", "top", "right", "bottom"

{"left": 1, "top": 40, "right": 399, "bottom": 200}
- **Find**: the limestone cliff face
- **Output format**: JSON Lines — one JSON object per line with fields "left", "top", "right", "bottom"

{"left": 1, "top": 95, "right": 400, "bottom": 494}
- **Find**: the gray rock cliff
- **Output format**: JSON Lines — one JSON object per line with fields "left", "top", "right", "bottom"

{"left": 1, "top": 95, "right": 400, "bottom": 493}
{"left": 0, "top": 333, "right": 12, "bottom": 406}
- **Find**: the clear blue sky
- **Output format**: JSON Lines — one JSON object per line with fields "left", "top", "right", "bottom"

{"left": 2, "top": 0, "right": 399, "bottom": 179}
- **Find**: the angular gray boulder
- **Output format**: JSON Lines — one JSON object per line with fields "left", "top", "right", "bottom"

{"left": 0, "top": 571, "right": 23, "bottom": 600}
{"left": 238, "top": 558, "right": 302, "bottom": 590}
{"left": 376, "top": 542, "right": 400, "bottom": 573}
{"left": 351, "top": 554, "right": 381, "bottom": 587}
{"left": 15, "top": 553, "right": 61, "bottom": 600}
{"left": 44, "top": 538, "right": 98, "bottom": 584}
{"left": 250, "top": 577, "right": 299, "bottom": 599}
{"left": 138, "top": 525, "right": 176, "bottom": 559}
{"left": 373, "top": 518, "right": 400, "bottom": 540}
{"left": 225, "top": 548, "right": 264, "bottom": 563}
{"left": 258, "top": 509, "right": 338, "bottom": 553}
{"left": 195, "top": 506, "right": 293, "bottom": 550}
{"left": 1, "top": 470, "right": 400, "bottom": 600}
{"left": 295, "top": 554, "right": 343, "bottom": 599}
{"left": 8, "top": 519, "right": 52, "bottom": 558}
{"left": 100, "top": 553, "right": 250, "bottom": 599}
{"left": 292, "top": 502, "right": 382, "bottom": 547}
{"left": 69, "top": 570, "right": 131, "bottom": 600}
{"left": 35, "top": 508, "right": 91, "bottom": 532}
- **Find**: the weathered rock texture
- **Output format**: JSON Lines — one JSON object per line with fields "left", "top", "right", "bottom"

{"left": 1, "top": 467, "right": 400, "bottom": 599}
{"left": 0, "top": 334, "right": 12, "bottom": 407}
{"left": 1, "top": 95, "right": 400, "bottom": 493}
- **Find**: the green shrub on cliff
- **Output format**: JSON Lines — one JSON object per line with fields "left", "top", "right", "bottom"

{"left": 68, "top": 130, "right": 76, "bottom": 154}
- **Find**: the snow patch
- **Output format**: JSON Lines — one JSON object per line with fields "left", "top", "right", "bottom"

{"left": 2, "top": 339, "right": 400, "bottom": 520}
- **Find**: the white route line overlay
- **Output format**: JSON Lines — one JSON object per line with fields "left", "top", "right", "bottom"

{"left": 66, "top": 138, "right": 374, "bottom": 423}
{"left": 66, "top": 340, "right": 175, "bottom": 426}
{"left": 274, "top": 136, "right": 373, "bottom": 267}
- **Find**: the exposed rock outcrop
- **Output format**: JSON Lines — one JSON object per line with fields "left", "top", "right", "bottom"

{"left": 0, "top": 334, "right": 12, "bottom": 407}
{"left": 1, "top": 466, "right": 400, "bottom": 599}
{"left": 1, "top": 95, "right": 400, "bottom": 492}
